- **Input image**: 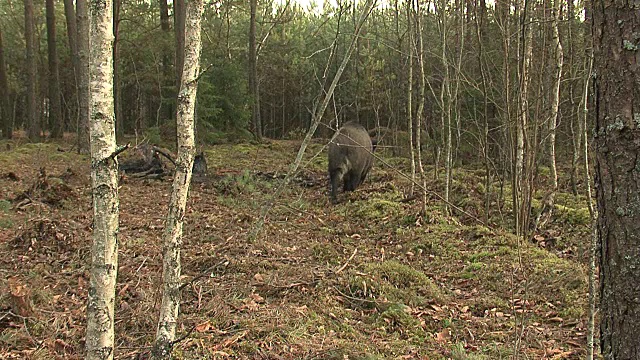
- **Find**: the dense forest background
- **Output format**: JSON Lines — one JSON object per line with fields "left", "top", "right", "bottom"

{"left": 0, "top": 0, "right": 590, "bottom": 169}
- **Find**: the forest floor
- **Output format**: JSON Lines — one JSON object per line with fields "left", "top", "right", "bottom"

{"left": 0, "top": 135, "right": 593, "bottom": 359}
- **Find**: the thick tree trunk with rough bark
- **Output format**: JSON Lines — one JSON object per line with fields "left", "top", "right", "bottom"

{"left": 0, "top": 25, "right": 11, "bottom": 139}
{"left": 592, "top": 1, "right": 640, "bottom": 359}
{"left": 46, "top": 0, "right": 64, "bottom": 138}
{"left": 152, "top": 0, "right": 203, "bottom": 358}
{"left": 85, "top": 0, "right": 120, "bottom": 359}
{"left": 24, "top": 0, "right": 39, "bottom": 141}
{"left": 76, "top": 0, "right": 90, "bottom": 153}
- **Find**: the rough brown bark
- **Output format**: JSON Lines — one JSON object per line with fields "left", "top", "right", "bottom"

{"left": 46, "top": 0, "right": 64, "bottom": 138}
{"left": 76, "top": 0, "right": 90, "bottom": 153}
{"left": 24, "top": 0, "right": 40, "bottom": 141}
{"left": 0, "top": 25, "right": 12, "bottom": 139}
{"left": 592, "top": 1, "right": 640, "bottom": 359}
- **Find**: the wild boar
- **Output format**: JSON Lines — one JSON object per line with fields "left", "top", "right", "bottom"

{"left": 328, "top": 122, "right": 376, "bottom": 203}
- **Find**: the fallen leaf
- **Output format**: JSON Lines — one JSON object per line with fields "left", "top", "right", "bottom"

{"left": 195, "top": 321, "right": 212, "bottom": 333}
{"left": 435, "top": 329, "right": 451, "bottom": 344}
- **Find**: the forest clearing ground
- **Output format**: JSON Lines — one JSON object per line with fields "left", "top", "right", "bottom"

{"left": 0, "top": 137, "right": 591, "bottom": 359}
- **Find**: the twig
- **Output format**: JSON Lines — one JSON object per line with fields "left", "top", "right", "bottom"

{"left": 333, "top": 286, "right": 377, "bottom": 304}
{"left": 169, "top": 324, "right": 198, "bottom": 347}
{"left": 109, "top": 143, "right": 130, "bottom": 161}
{"left": 179, "top": 260, "right": 228, "bottom": 291}
{"left": 335, "top": 248, "right": 358, "bottom": 274}
{"left": 152, "top": 146, "right": 177, "bottom": 166}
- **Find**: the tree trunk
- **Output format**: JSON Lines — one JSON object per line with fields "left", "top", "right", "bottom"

{"left": 24, "top": 0, "right": 39, "bottom": 141}
{"left": 536, "top": 0, "right": 563, "bottom": 230}
{"left": 592, "top": 1, "right": 640, "bottom": 359}
{"left": 249, "top": 0, "right": 262, "bottom": 140}
{"left": 406, "top": 0, "right": 415, "bottom": 196}
{"left": 63, "top": 0, "right": 79, "bottom": 141}
{"left": 85, "top": 0, "right": 120, "bottom": 359}
{"left": 515, "top": 0, "right": 532, "bottom": 237}
{"left": 414, "top": 0, "right": 427, "bottom": 213}
{"left": 152, "top": 0, "right": 204, "bottom": 358}
{"left": 159, "top": 0, "right": 174, "bottom": 124}
{"left": 0, "top": 25, "right": 12, "bottom": 139}
{"left": 113, "top": 0, "right": 123, "bottom": 138}
{"left": 76, "top": 0, "right": 90, "bottom": 153}
{"left": 174, "top": 0, "right": 185, "bottom": 89}
{"left": 46, "top": 0, "right": 64, "bottom": 138}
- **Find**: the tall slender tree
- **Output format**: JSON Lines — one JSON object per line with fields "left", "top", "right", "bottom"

{"left": 0, "top": 24, "right": 11, "bottom": 139}
{"left": 159, "top": 0, "right": 173, "bottom": 123}
{"left": 24, "top": 0, "right": 39, "bottom": 141}
{"left": 249, "top": 0, "right": 262, "bottom": 139}
{"left": 46, "top": 0, "right": 64, "bottom": 138}
{"left": 85, "top": 0, "right": 120, "bottom": 358}
{"left": 592, "top": 1, "right": 640, "bottom": 358}
{"left": 153, "top": 0, "right": 204, "bottom": 357}
{"left": 76, "top": 0, "right": 90, "bottom": 153}
{"left": 174, "top": 0, "right": 185, "bottom": 88}
{"left": 63, "top": 0, "right": 79, "bottom": 139}
{"left": 113, "top": 0, "right": 123, "bottom": 137}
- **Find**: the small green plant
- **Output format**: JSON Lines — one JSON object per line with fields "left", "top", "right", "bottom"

{"left": 0, "top": 218, "right": 14, "bottom": 229}
{"left": 0, "top": 199, "right": 11, "bottom": 212}
{"left": 216, "top": 169, "right": 256, "bottom": 195}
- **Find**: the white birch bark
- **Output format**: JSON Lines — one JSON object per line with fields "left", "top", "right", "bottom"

{"left": 547, "top": 0, "right": 562, "bottom": 194}
{"left": 152, "top": 0, "right": 204, "bottom": 358}
{"left": 582, "top": 54, "right": 597, "bottom": 360}
{"left": 406, "top": 0, "right": 415, "bottom": 196}
{"left": 85, "top": 0, "right": 119, "bottom": 359}
{"left": 535, "top": 0, "right": 563, "bottom": 230}
{"left": 414, "top": 0, "right": 426, "bottom": 213}
{"left": 514, "top": 0, "right": 532, "bottom": 237}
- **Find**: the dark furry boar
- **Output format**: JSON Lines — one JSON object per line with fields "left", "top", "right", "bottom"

{"left": 328, "top": 122, "right": 376, "bottom": 203}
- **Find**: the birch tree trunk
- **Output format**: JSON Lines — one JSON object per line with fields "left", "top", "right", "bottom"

{"left": 413, "top": 0, "right": 427, "bottom": 213}
{"left": 582, "top": 53, "right": 597, "bottom": 360}
{"left": 514, "top": 0, "right": 532, "bottom": 237}
{"left": 547, "top": 0, "right": 562, "bottom": 200}
{"left": 406, "top": 0, "right": 415, "bottom": 196}
{"left": 152, "top": 0, "right": 204, "bottom": 357}
{"left": 536, "top": 0, "right": 563, "bottom": 230}
{"left": 85, "top": 0, "right": 120, "bottom": 359}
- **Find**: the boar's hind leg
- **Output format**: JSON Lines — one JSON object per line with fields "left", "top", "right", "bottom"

{"left": 330, "top": 168, "right": 344, "bottom": 203}
{"left": 344, "top": 171, "right": 361, "bottom": 192}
